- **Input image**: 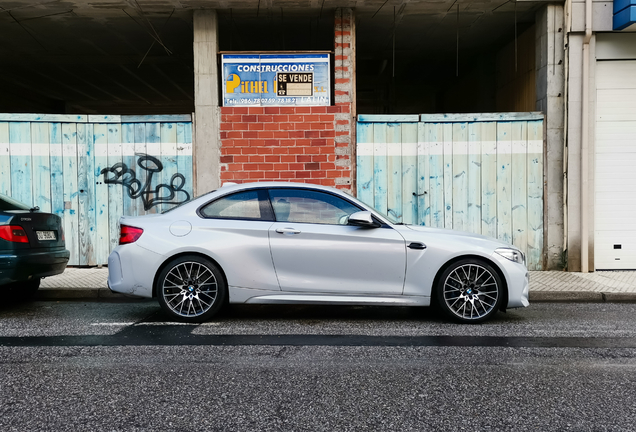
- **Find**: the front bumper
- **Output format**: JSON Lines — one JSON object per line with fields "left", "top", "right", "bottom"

{"left": 491, "top": 252, "right": 530, "bottom": 309}
{"left": 0, "top": 249, "right": 70, "bottom": 286}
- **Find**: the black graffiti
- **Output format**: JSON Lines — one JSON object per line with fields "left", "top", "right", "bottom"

{"left": 101, "top": 153, "right": 190, "bottom": 211}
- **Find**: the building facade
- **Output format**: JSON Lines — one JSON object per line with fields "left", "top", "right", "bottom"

{"left": 12, "top": 0, "right": 635, "bottom": 271}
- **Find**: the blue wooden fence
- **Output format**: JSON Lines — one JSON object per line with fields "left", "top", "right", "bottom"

{"left": 357, "top": 113, "right": 544, "bottom": 270}
{"left": 0, "top": 114, "right": 193, "bottom": 266}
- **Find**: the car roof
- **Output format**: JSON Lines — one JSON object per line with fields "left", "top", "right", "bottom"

{"left": 214, "top": 181, "right": 349, "bottom": 195}
{"left": 163, "top": 181, "right": 356, "bottom": 216}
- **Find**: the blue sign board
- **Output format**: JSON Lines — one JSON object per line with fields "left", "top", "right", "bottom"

{"left": 221, "top": 53, "right": 331, "bottom": 107}
{"left": 614, "top": 0, "right": 636, "bottom": 30}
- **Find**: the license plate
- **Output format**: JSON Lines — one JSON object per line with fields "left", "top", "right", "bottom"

{"left": 36, "top": 231, "right": 56, "bottom": 241}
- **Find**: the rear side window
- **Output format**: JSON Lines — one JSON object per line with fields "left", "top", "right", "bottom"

{"left": 199, "top": 190, "right": 274, "bottom": 221}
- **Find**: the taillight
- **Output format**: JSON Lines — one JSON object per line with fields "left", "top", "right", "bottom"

{"left": 119, "top": 225, "right": 143, "bottom": 245}
{"left": 0, "top": 225, "right": 29, "bottom": 243}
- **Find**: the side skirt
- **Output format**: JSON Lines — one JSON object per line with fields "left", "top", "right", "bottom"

{"left": 229, "top": 286, "right": 431, "bottom": 307}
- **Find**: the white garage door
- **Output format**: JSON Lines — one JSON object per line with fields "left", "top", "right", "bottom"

{"left": 595, "top": 60, "right": 636, "bottom": 269}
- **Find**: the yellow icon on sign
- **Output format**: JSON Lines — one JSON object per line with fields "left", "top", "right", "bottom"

{"left": 226, "top": 74, "right": 241, "bottom": 93}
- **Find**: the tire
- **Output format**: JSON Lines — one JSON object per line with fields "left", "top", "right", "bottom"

{"left": 24, "top": 278, "right": 41, "bottom": 297}
{"left": 6, "top": 278, "right": 40, "bottom": 301}
{"left": 435, "top": 259, "right": 503, "bottom": 323}
{"left": 156, "top": 255, "right": 226, "bottom": 323}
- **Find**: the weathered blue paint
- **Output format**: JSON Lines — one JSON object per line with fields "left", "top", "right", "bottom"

{"left": 1, "top": 114, "right": 194, "bottom": 266}
{"left": 0, "top": 114, "right": 88, "bottom": 123}
{"left": 355, "top": 122, "right": 374, "bottom": 207}
{"left": 49, "top": 123, "right": 65, "bottom": 220}
{"left": 356, "top": 114, "right": 545, "bottom": 270}
{"left": 121, "top": 115, "right": 192, "bottom": 123}
{"left": 9, "top": 122, "right": 33, "bottom": 205}
{"left": 358, "top": 114, "right": 419, "bottom": 123}
{"left": 420, "top": 113, "right": 544, "bottom": 122}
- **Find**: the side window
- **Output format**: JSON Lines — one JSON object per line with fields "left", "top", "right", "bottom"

{"left": 268, "top": 189, "right": 362, "bottom": 225}
{"left": 199, "top": 190, "right": 273, "bottom": 221}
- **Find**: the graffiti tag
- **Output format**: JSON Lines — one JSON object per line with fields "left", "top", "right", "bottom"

{"left": 101, "top": 153, "right": 190, "bottom": 210}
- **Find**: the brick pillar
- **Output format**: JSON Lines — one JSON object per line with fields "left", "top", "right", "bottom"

{"left": 334, "top": 8, "right": 356, "bottom": 193}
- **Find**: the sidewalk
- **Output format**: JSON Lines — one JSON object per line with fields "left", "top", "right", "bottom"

{"left": 37, "top": 267, "right": 636, "bottom": 302}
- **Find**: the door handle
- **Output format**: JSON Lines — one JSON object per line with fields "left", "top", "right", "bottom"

{"left": 276, "top": 228, "right": 301, "bottom": 235}
{"left": 408, "top": 242, "right": 427, "bottom": 250}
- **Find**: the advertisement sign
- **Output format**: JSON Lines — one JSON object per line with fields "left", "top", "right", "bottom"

{"left": 221, "top": 53, "right": 331, "bottom": 107}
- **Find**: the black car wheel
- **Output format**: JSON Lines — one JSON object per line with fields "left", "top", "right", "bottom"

{"left": 5, "top": 278, "right": 40, "bottom": 300}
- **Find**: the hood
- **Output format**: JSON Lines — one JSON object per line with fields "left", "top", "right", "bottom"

{"left": 397, "top": 224, "right": 514, "bottom": 249}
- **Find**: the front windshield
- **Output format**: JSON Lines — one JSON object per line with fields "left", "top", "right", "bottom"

{"left": 338, "top": 189, "right": 401, "bottom": 224}
{"left": 374, "top": 208, "right": 400, "bottom": 224}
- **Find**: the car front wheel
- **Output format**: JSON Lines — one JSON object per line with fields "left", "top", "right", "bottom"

{"left": 436, "top": 259, "right": 503, "bottom": 323}
{"left": 156, "top": 255, "right": 226, "bottom": 323}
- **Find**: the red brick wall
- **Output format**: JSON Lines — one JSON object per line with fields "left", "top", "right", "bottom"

{"left": 218, "top": 9, "right": 355, "bottom": 192}
{"left": 219, "top": 105, "right": 350, "bottom": 188}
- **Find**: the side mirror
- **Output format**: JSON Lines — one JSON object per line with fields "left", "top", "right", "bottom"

{"left": 347, "top": 211, "right": 381, "bottom": 228}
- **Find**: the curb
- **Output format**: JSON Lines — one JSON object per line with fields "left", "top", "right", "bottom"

{"left": 35, "top": 288, "right": 636, "bottom": 303}
{"left": 36, "top": 288, "right": 125, "bottom": 300}
{"left": 530, "top": 291, "right": 636, "bottom": 303}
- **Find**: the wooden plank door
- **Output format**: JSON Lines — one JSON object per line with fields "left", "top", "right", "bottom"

{"left": 1, "top": 114, "right": 194, "bottom": 266}
{"left": 357, "top": 114, "right": 544, "bottom": 270}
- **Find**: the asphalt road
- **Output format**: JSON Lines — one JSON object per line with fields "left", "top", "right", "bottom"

{"left": 1, "top": 300, "right": 636, "bottom": 431}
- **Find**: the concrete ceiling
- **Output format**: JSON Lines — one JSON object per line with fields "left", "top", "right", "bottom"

{"left": 0, "top": 0, "right": 546, "bottom": 114}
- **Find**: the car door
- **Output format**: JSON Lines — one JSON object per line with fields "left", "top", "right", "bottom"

{"left": 197, "top": 189, "right": 280, "bottom": 291}
{"left": 267, "top": 188, "right": 407, "bottom": 295}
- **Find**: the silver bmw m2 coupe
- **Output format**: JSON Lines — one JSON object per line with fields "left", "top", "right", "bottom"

{"left": 107, "top": 182, "right": 529, "bottom": 323}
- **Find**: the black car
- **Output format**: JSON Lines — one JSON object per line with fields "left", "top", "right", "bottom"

{"left": 0, "top": 193, "right": 70, "bottom": 296}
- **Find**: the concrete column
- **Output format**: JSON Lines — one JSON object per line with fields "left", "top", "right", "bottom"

{"left": 536, "top": 4, "right": 565, "bottom": 270}
{"left": 193, "top": 10, "right": 220, "bottom": 196}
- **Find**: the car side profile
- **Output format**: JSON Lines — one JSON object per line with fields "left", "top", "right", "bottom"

{"left": 107, "top": 182, "right": 529, "bottom": 323}
{"left": 0, "top": 193, "right": 70, "bottom": 296}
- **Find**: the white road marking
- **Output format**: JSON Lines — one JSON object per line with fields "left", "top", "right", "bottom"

{"left": 91, "top": 322, "right": 222, "bottom": 326}
{"left": 90, "top": 322, "right": 135, "bottom": 326}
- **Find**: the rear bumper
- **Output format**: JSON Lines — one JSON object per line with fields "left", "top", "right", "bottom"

{"left": 0, "top": 249, "right": 70, "bottom": 286}
{"left": 107, "top": 244, "right": 162, "bottom": 298}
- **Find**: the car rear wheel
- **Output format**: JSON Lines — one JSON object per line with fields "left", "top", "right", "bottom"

{"left": 5, "top": 278, "right": 40, "bottom": 301}
{"left": 156, "top": 255, "right": 226, "bottom": 323}
{"left": 24, "top": 278, "right": 40, "bottom": 296}
{"left": 436, "top": 259, "right": 503, "bottom": 323}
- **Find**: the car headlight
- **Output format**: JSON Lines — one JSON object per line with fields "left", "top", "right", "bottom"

{"left": 495, "top": 247, "right": 525, "bottom": 265}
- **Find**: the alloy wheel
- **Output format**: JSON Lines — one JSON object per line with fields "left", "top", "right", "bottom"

{"left": 161, "top": 261, "right": 218, "bottom": 318}
{"left": 442, "top": 263, "right": 499, "bottom": 320}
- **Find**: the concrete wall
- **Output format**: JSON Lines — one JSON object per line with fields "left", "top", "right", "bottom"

{"left": 536, "top": 4, "right": 566, "bottom": 270}
{"left": 497, "top": 25, "right": 536, "bottom": 113}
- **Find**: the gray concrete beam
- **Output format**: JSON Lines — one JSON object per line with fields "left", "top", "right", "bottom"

{"left": 536, "top": 4, "right": 566, "bottom": 270}
{"left": 193, "top": 10, "right": 220, "bottom": 196}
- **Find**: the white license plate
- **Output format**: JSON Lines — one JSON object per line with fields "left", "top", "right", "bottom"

{"left": 36, "top": 231, "right": 56, "bottom": 241}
